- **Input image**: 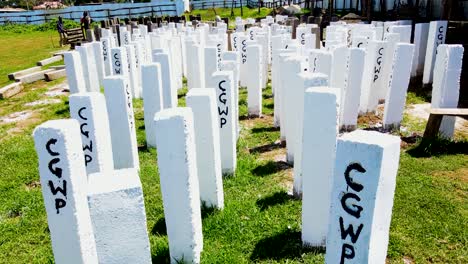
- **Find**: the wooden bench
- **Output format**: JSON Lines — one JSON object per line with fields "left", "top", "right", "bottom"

{"left": 64, "top": 28, "right": 85, "bottom": 49}
{"left": 423, "top": 108, "right": 468, "bottom": 138}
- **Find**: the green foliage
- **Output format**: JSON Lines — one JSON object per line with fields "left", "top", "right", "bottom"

{"left": 0, "top": 18, "right": 80, "bottom": 34}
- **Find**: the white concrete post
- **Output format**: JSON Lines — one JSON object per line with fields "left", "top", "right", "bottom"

{"left": 292, "top": 73, "right": 328, "bottom": 198}
{"left": 301, "top": 87, "right": 340, "bottom": 247}
{"left": 76, "top": 44, "right": 100, "bottom": 93}
{"left": 33, "top": 120, "right": 98, "bottom": 264}
{"left": 211, "top": 71, "right": 236, "bottom": 175}
{"left": 308, "top": 49, "right": 333, "bottom": 77}
{"left": 103, "top": 76, "right": 139, "bottom": 170}
{"left": 186, "top": 89, "right": 224, "bottom": 209}
{"left": 219, "top": 60, "right": 240, "bottom": 140}
{"left": 186, "top": 41, "right": 206, "bottom": 89}
{"left": 154, "top": 108, "right": 203, "bottom": 264}
{"left": 239, "top": 34, "right": 248, "bottom": 87}
{"left": 124, "top": 45, "right": 140, "bottom": 99}
{"left": 325, "top": 130, "right": 401, "bottom": 264}
{"left": 64, "top": 51, "right": 86, "bottom": 94}
{"left": 141, "top": 63, "right": 164, "bottom": 148}
{"left": 247, "top": 45, "right": 262, "bottom": 117}
{"left": 411, "top": 23, "right": 429, "bottom": 77}
{"left": 389, "top": 25, "right": 411, "bottom": 43}
{"left": 153, "top": 52, "right": 177, "bottom": 108}
{"left": 91, "top": 42, "right": 105, "bottom": 85}
{"left": 431, "top": 44, "right": 464, "bottom": 138}
{"left": 423, "top": 21, "right": 448, "bottom": 85}
{"left": 100, "top": 37, "right": 112, "bottom": 77}
{"left": 69, "top": 93, "right": 114, "bottom": 176}
{"left": 204, "top": 46, "right": 219, "bottom": 89}
{"left": 341, "top": 48, "right": 366, "bottom": 130}
{"left": 383, "top": 44, "right": 415, "bottom": 129}
{"left": 110, "top": 47, "right": 129, "bottom": 78}
{"left": 330, "top": 46, "right": 349, "bottom": 91}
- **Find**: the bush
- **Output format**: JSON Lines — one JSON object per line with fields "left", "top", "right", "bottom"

{"left": 0, "top": 18, "right": 81, "bottom": 34}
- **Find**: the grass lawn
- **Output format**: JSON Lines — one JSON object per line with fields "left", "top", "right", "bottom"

{"left": 0, "top": 29, "right": 467, "bottom": 263}
{"left": 0, "top": 30, "right": 64, "bottom": 87}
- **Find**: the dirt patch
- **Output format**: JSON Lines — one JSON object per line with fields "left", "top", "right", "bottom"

{"left": 44, "top": 82, "right": 69, "bottom": 97}
{"left": 1, "top": 110, "right": 42, "bottom": 137}
{"left": 432, "top": 168, "right": 468, "bottom": 184}
{"left": 241, "top": 114, "right": 275, "bottom": 130}
{"left": 25, "top": 180, "right": 41, "bottom": 191}
{"left": 0, "top": 110, "right": 32, "bottom": 124}
{"left": 24, "top": 98, "right": 61, "bottom": 106}
{"left": 357, "top": 104, "right": 384, "bottom": 128}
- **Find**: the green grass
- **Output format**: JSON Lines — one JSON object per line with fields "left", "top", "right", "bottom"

{"left": 189, "top": 7, "right": 273, "bottom": 21}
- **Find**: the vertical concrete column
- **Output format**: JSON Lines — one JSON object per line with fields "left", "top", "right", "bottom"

{"left": 110, "top": 47, "right": 129, "bottom": 79}
{"left": 330, "top": 46, "right": 349, "bottom": 91}
{"left": 91, "top": 42, "right": 105, "bottom": 86}
{"left": 186, "top": 89, "right": 224, "bottom": 209}
{"left": 292, "top": 73, "right": 328, "bottom": 197}
{"left": 423, "top": 21, "right": 447, "bottom": 85}
{"left": 103, "top": 76, "right": 139, "bottom": 170}
{"left": 64, "top": 51, "right": 86, "bottom": 94}
{"left": 154, "top": 108, "right": 203, "bottom": 264}
{"left": 247, "top": 45, "right": 262, "bottom": 117}
{"left": 141, "top": 63, "right": 164, "bottom": 148}
{"left": 308, "top": 49, "right": 332, "bottom": 78}
{"left": 212, "top": 71, "right": 237, "bottom": 175}
{"left": 76, "top": 44, "right": 100, "bottom": 93}
{"left": 219, "top": 60, "right": 240, "bottom": 140}
{"left": 276, "top": 50, "right": 296, "bottom": 139}
{"left": 431, "top": 44, "right": 464, "bottom": 138}
{"left": 33, "top": 120, "right": 98, "bottom": 264}
{"left": 238, "top": 34, "right": 248, "bottom": 87}
{"left": 100, "top": 37, "right": 112, "bottom": 77}
{"left": 383, "top": 44, "right": 415, "bottom": 129}
{"left": 154, "top": 52, "right": 177, "bottom": 108}
{"left": 124, "top": 45, "right": 140, "bottom": 99}
{"left": 301, "top": 87, "right": 340, "bottom": 247}
{"left": 204, "top": 46, "right": 219, "bottom": 88}
{"left": 186, "top": 41, "right": 206, "bottom": 89}
{"left": 340, "top": 48, "right": 365, "bottom": 130}
{"left": 411, "top": 23, "right": 429, "bottom": 77}
{"left": 69, "top": 93, "right": 114, "bottom": 176}
{"left": 325, "top": 130, "right": 401, "bottom": 264}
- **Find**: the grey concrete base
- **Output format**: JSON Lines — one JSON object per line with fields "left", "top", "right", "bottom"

{"left": 37, "top": 56, "right": 63, "bottom": 66}
{"left": 0, "top": 82, "right": 23, "bottom": 99}
{"left": 50, "top": 65, "right": 66, "bottom": 70}
{"left": 8, "top": 66, "right": 41, "bottom": 80}
{"left": 45, "top": 69, "right": 67, "bottom": 81}
{"left": 15, "top": 69, "right": 53, "bottom": 84}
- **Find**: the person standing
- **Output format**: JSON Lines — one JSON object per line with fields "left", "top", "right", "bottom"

{"left": 81, "top": 11, "right": 91, "bottom": 31}
{"left": 56, "top": 16, "right": 66, "bottom": 47}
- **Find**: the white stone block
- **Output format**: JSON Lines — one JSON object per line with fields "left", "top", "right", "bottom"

{"left": 124, "top": 45, "right": 140, "bottom": 99}
{"left": 238, "top": 35, "right": 248, "bottom": 87}
{"left": 186, "top": 89, "right": 224, "bottom": 209}
{"left": 341, "top": 48, "right": 365, "bottom": 130}
{"left": 247, "top": 45, "right": 262, "bottom": 117}
{"left": 154, "top": 52, "right": 177, "bottom": 108}
{"left": 69, "top": 93, "right": 114, "bottom": 176}
{"left": 330, "top": 46, "right": 349, "bottom": 91}
{"left": 154, "top": 108, "right": 203, "bottom": 264}
{"left": 103, "top": 76, "right": 139, "bottom": 170}
{"left": 76, "top": 45, "right": 100, "bottom": 93}
{"left": 211, "top": 71, "right": 237, "bottom": 175}
{"left": 186, "top": 42, "right": 206, "bottom": 89}
{"left": 325, "top": 130, "right": 401, "bottom": 264}
{"left": 411, "top": 23, "right": 429, "bottom": 77}
{"left": 64, "top": 51, "right": 86, "bottom": 94}
{"left": 91, "top": 42, "right": 105, "bottom": 86}
{"left": 204, "top": 46, "right": 218, "bottom": 89}
{"left": 141, "top": 63, "right": 164, "bottom": 148}
{"left": 359, "top": 41, "right": 387, "bottom": 113}
{"left": 423, "top": 21, "right": 448, "bottom": 85}
{"left": 389, "top": 25, "right": 411, "bottom": 43}
{"left": 33, "top": 120, "right": 98, "bottom": 264}
{"left": 100, "top": 38, "right": 112, "bottom": 77}
{"left": 219, "top": 60, "right": 240, "bottom": 140}
{"left": 308, "top": 49, "right": 332, "bottom": 77}
{"left": 383, "top": 44, "right": 415, "bottom": 129}
{"left": 110, "top": 47, "right": 129, "bottom": 78}
{"left": 301, "top": 87, "right": 340, "bottom": 247}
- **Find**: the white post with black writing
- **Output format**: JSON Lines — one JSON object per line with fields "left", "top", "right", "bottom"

{"left": 34, "top": 120, "right": 98, "bottom": 264}
{"left": 186, "top": 89, "right": 224, "bottom": 209}
{"left": 211, "top": 71, "right": 236, "bottom": 175}
{"left": 383, "top": 44, "right": 415, "bottom": 129}
{"left": 431, "top": 44, "right": 464, "bottom": 138}
{"left": 141, "top": 63, "right": 164, "bottom": 148}
{"left": 110, "top": 47, "right": 129, "bottom": 78}
{"left": 76, "top": 44, "right": 100, "bottom": 93}
{"left": 69, "top": 93, "right": 114, "bottom": 176}
{"left": 308, "top": 49, "right": 332, "bottom": 77}
{"left": 423, "top": 21, "right": 448, "bottom": 85}
{"left": 64, "top": 51, "right": 86, "bottom": 94}
{"left": 154, "top": 108, "right": 203, "bottom": 264}
{"left": 124, "top": 45, "right": 140, "bottom": 99}
{"left": 219, "top": 60, "right": 240, "bottom": 140}
{"left": 100, "top": 37, "right": 112, "bottom": 76}
{"left": 103, "top": 76, "right": 139, "bottom": 170}
{"left": 247, "top": 44, "right": 262, "bottom": 117}
{"left": 292, "top": 73, "right": 328, "bottom": 198}
{"left": 91, "top": 41, "right": 105, "bottom": 85}
{"left": 325, "top": 130, "right": 401, "bottom": 264}
{"left": 238, "top": 34, "right": 248, "bottom": 87}
{"left": 153, "top": 52, "right": 177, "bottom": 108}
{"left": 302, "top": 87, "right": 340, "bottom": 247}
{"left": 341, "top": 48, "right": 365, "bottom": 131}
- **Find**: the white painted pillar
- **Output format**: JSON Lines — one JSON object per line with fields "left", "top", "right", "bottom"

{"left": 330, "top": 46, "right": 349, "bottom": 91}
{"left": 431, "top": 44, "right": 464, "bottom": 138}
{"left": 76, "top": 44, "right": 100, "bottom": 93}
{"left": 411, "top": 23, "right": 429, "bottom": 77}
{"left": 379, "top": 33, "right": 400, "bottom": 101}
{"left": 292, "top": 73, "right": 328, "bottom": 198}
{"left": 325, "top": 130, "right": 400, "bottom": 264}
{"left": 238, "top": 34, "right": 248, "bottom": 87}
{"left": 100, "top": 37, "right": 112, "bottom": 77}
{"left": 204, "top": 46, "right": 218, "bottom": 89}
{"left": 124, "top": 45, "right": 140, "bottom": 99}
{"left": 308, "top": 49, "right": 333, "bottom": 77}
{"left": 186, "top": 89, "right": 224, "bottom": 209}
{"left": 64, "top": 51, "right": 86, "bottom": 94}
{"left": 110, "top": 47, "right": 129, "bottom": 78}
{"left": 389, "top": 25, "right": 411, "bottom": 43}
{"left": 186, "top": 42, "right": 206, "bottom": 89}
{"left": 141, "top": 63, "right": 164, "bottom": 148}
{"left": 103, "top": 76, "right": 139, "bottom": 170}
{"left": 247, "top": 45, "right": 262, "bottom": 117}
{"left": 91, "top": 42, "right": 105, "bottom": 86}
{"left": 383, "top": 44, "right": 415, "bottom": 129}
{"left": 219, "top": 60, "right": 240, "bottom": 140}
{"left": 211, "top": 71, "right": 236, "bottom": 175}
{"left": 423, "top": 21, "right": 448, "bottom": 85}
{"left": 302, "top": 86, "right": 340, "bottom": 247}
{"left": 33, "top": 120, "right": 98, "bottom": 264}
{"left": 341, "top": 48, "right": 365, "bottom": 130}
{"left": 154, "top": 108, "right": 203, "bottom": 264}
{"left": 154, "top": 52, "right": 177, "bottom": 108}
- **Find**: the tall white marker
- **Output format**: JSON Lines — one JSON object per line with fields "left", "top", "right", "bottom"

{"left": 247, "top": 44, "right": 263, "bottom": 117}
{"left": 64, "top": 51, "right": 86, "bottom": 94}
{"left": 141, "top": 63, "right": 164, "bottom": 148}
{"left": 422, "top": 21, "right": 448, "bottom": 85}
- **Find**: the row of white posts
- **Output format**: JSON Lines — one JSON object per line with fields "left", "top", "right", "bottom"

{"left": 36, "top": 15, "right": 463, "bottom": 264}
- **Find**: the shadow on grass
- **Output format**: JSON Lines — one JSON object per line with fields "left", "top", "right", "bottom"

{"left": 152, "top": 246, "right": 170, "bottom": 264}
{"left": 249, "top": 142, "right": 282, "bottom": 154}
{"left": 250, "top": 229, "right": 324, "bottom": 261}
{"left": 407, "top": 137, "right": 468, "bottom": 157}
{"left": 263, "top": 102, "right": 274, "bottom": 109}
{"left": 256, "top": 191, "right": 292, "bottom": 211}
{"left": 408, "top": 77, "right": 432, "bottom": 102}
{"left": 139, "top": 124, "right": 145, "bottom": 130}
{"left": 263, "top": 94, "right": 273, "bottom": 99}
{"left": 151, "top": 217, "right": 167, "bottom": 236}
{"left": 251, "top": 126, "right": 279, "bottom": 133}
{"left": 201, "top": 203, "right": 220, "bottom": 219}
{"left": 252, "top": 160, "right": 291, "bottom": 177}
